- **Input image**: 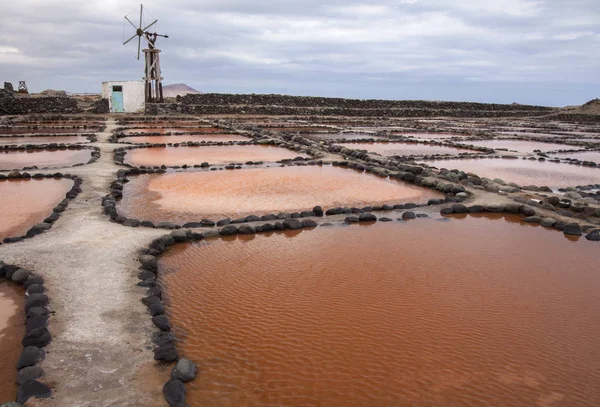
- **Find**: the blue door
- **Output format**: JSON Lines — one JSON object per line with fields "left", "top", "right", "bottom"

{"left": 111, "top": 86, "right": 124, "bottom": 113}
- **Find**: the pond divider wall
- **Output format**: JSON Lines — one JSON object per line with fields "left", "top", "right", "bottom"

{"left": 0, "top": 145, "right": 100, "bottom": 172}
{"left": 0, "top": 261, "right": 53, "bottom": 404}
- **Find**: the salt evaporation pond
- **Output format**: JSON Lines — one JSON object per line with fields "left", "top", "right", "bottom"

{"left": 120, "top": 134, "right": 250, "bottom": 144}
{"left": 400, "top": 133, "right": 468, "bottom": 140}
{"left": 0, "top": 178, "right": 73, "bottom": 240}
{"left": 0, "top": 127, "right": 94, "bottom": 135}
{"left": 124, "top": 145, "right": 307, "bottom": 167}
{"left": 0, "top": 282, "right": 24, "bottom": 401}
{"left": 337, "top": 141, "right": 472, "bottom": 156}
{"left": 0, "top": 149, "right": 92, "bottom": 171}
{"left": 552, "top": 151, "right": 600, "bottom": 163}
{"left": 425, "top": 158, "right": 600, "bottom": 188}
{"left": 118, "top": 166, "right": 440, "bottom": 222}
{"left": 159, "top": 217, "right": 600, "bottom": 407}
{"left": 122, "top": 127, "right": 223, "bottom": 135}
{"left": 0, "top": 135, "right": 90, "bottom": 145}
{"left": 463, "top": 140, "right": 584, "bottom": 153}
{"left": 307, "top": 133, "right": 383, "bottom": 141}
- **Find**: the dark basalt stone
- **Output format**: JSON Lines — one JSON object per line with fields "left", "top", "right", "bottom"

{"left": 22, "top": 328, "right": 51, "bottom": 348}
{"left": 283, "top": 219, "right": 302, "bottom": 230}
{"left": 301, "top": 219, "right": 318, "bottom": 228}
{"left": 163, "top": 379, "right": 186, "bottom": 406}
{"left": 17, "top": 379, "right": 51, "bottom": 404}
{"left": 451, "top": 204, "right": 467, "bottom": 214}
{"left": 468, "top": 205, "right": 484, "bottom": 213}
{"left": 585, "top": 229, "right": 600, "bottom": 241}
{"left": 17, "top": 346, "right": 45, "bottom": 369}
{"left": 238, "top": 225, "right": 255, "bottom": 235}
{"left": 23, "top": 276, "right": 44, "bottom": 289}
{"left": 402, "top": 212, "right": 416, "bottom": 220}
{"left": 139, "top": 255, "right": 158, "bottom": 271}
{"left": 313, "top": 206, "right": 324, "bottom": 217}
{"left": 152, "top": 315, "right": 171, "bottom": 331}
{"left": 325, "top": 207, "right": 343, "bottom": 216}
{"left": 16, "top": 366, "right": 44, "bottom": 385}
{"left": 564, "top": 223, "right": 582, "bottom": 236}
{"left": 140, "top": 221, "right": 156, "bottom": 228}
{"left": 379, "top": 217, "right": 393, "bottom": 222}
{"left": 300, "top": 211, "right": 315, "bottom": 218}
{"left": 220, "top": 225, "right": 238, "bottom": 236}
{"left": 440, "top": 207, "right": 454, "bottom": 214}
{"left": 25, "top": 316, "right": 48, "bottom": 333}
{"left": 25, "top": 294, "right": 49, "bottom": 311}
{"left": 142, "top": 296, "right": 162, "bottom": 307}
{"left": 245, "top": 215, "right": 261, "bottom": 222}
{"left": 358, "top": 213, "right": 377, "bottom": 222}
{"left": 154, "top": 343, "right": 178, "bottom": 362}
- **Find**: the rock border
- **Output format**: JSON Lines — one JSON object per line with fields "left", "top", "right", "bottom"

{"left": 0, "top": 133, "right": 97, "bottom": 148}
{"left": 0, "top": 172, "right": 83, "bottom": 244}
{"left": 0, "top": 260, "right": 53, "bottom": 405}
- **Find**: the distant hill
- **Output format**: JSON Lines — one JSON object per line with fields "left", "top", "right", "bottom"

{"left": 162, "top": 83, "right": 201, "bottom": 98}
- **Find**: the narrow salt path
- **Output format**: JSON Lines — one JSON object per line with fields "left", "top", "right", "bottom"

{"left": 0, "top": 118, "right": 168, "bottom": 406}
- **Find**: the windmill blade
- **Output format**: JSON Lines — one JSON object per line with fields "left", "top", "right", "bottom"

{"left": 123, "top": 32, "right": 138, "bottom": 45}
{"left": 137, "top": 36, "right": 141, "bottom": 60}
{"left": 140, "top": 4, "right": 143, "bottom": 29}
{"left": 124, "top": 16, "right": 138, "bottom": 30}
{"left": 143, "top": 19, "right": 158, "bottom": 32}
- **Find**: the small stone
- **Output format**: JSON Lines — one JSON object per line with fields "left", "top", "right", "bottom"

{"left": 139, "top": 255, "right": 158, "bottom": 271}
{"left": 17, "top": 379, "right": 51, "bottom": 404}
{"left": 312, "top": 206, "right": 324, "bottom": 217}
{"left": 344, "top": 216, "right": 359, "bottom": 223}
{"left": 440, "top": 207, "right": 454, "bottom": 214}
{"left": 358, "top": 213, "right": 377, "bottom": 222}
{"left": 301, "top": 219, "right": 317, "bottom": 228}
{"left": 154, "top": 343, "right": 178, "bottom": 362}
{"left": 22, "top": 328, "right": 51, "bottom": 348}
{"left": 152, "top": 315, "right": 171, "bottom": 331}
{"left": 451, "top": 204, "right": 467, "bottom": 213}
{"left": 11, "top": 269, "right": 30, "bottom": 285}
{"left": 540, "top": 217, "right": 556, "bottom": 227}
{"left": 16, "top": 366, "right": 44, "bottom": 385}
{"left": 149, "top": 303, "right": 165, "bottom": 316}
{"left": 171, "top": 358, "right": 197, "bottom": 382}
{"left": 564, "top": 223, "right": 582, "bottom": 236}
{"left": 170, "top": 230, "right": 187, "bottom": 242}
{"left": 219, "top": 225, "right": 238, "bottom": 236}
{"left": 524, "top": 216, "right": 541, "bottom": 223}
{"left": 402, "top": 212, "right": 416, "bottom": 220}
{"left": 238, "top": 225, "right": 255, "bottom": 234}
{"left": 585, "top": 229, "right": 600, "bottom": 241}
{"left": 25, "top": 294, "right": 49, "bottom": 311}
{"left": 17, "top": 347, "right": 45, "bottom": 369}
{"left": 163, "top": 379, "right": 186, "bottom": 406}
{"left": 379, "top": 217, "right": 393, "bottom": 222}
{"left": 283, "top": 219, "right": 302, "bottom": 230}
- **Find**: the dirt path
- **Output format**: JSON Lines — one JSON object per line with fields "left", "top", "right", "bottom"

{"left": 0, "top": 119, "right": 169, "bottom": 407}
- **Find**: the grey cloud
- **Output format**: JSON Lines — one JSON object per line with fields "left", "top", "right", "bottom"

{"left": 0, "top": 0, "right": 598, "bottom": 106}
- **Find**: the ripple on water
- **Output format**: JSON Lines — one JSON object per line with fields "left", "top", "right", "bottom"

{"left": 160, "top": 216, "right": 600, "bottom": 407}
{"left": 118, "top": 165, "right": 441, "bottom": 222}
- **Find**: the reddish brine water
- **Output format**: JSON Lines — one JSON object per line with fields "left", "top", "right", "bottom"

{"left": 122, "top": 127, "right": 223, "bottom": 135}
{"left": 0, "top": 149, "right": 92, "bottom": 170}
{"left": 424, "top": 158, "right": 600, "bottom": 188}
{"left": 120, "top": 134, "right": 250, "bottom": 144}
{"left": 463, "top": 140, "right": 584, "bottom": 153}
{"left": 0, "top": 135, "right": 89, "bottom": 145}
{"left": 398, "top": 133, "right": 468, "bottom": 140}
{"left": 0, "top": 282, "right": 24, "bottom": 401}
{"left": 337, "top": 141, "right": 472, "bottom": 156}
{"left": 552, "top": 151, "right": 600, "bottom": 163}
{"left": 124, "top": 146, "right": 307, "bottom": 167}
{"left": 118, "top": 166, "right": 440, "bottom": 222}
{"left": 0, "top": 178, "right": 73, "bottom": 240}
{"left": 306, "top": 133, "right": 383, "bottom": 141}
{"left": 159, "top": 216, "right": 600, "bottom": 407}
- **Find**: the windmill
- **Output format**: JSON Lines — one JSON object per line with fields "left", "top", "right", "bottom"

{"left": 123, "top": 4, "right": 169, "bottom": 103}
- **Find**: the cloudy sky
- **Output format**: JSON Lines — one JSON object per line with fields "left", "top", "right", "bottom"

{"left": 0, "top": 0, "right": 598, "bottom": 106}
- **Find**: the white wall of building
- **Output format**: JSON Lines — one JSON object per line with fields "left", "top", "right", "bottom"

{"left": 102, "top": 81, "right": 146, "bottom": 113}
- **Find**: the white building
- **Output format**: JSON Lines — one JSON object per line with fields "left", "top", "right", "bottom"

{"left": 101, "top": 81, "right": 146, "bottom": 113}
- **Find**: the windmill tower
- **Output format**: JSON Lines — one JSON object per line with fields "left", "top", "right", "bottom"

{"left": 123, "top": 5, "right": 169, "bottom": 103}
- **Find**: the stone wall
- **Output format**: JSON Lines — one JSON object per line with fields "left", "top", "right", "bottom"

{"left": 0, "top": 94, "right": 82, "bottom": 116}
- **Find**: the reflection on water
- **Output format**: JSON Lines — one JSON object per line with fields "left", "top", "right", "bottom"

{"left": 124, "top": 145, "right": 307, "bottom": 167}
{"left": 0, "top": 149, "right": 92, "bottom": 170}
{"left": 0, "top": 282, "right": 24, "bottom": 401}
{"left": 118, "top": 166, "right": 440, "bottom": 222}
{"left": 0, "top": 136, "right": 89, "bottom": 145}
{"left": 425, "top": 158, "right": 600, "bottom": 187}
{"left": 120, "top": 134, "right": 250, "bottom": 144}
{"left": 338, "top": 142, "right": 471, "bottom": 156}
{"left": 463, "top": 140, "right": 584, "bottom": 153}
{"left": 0, "top": 178, "right": 73, "bottom": 240}
{"left": 160, "top": 217, "right": 600, "bottom": 407}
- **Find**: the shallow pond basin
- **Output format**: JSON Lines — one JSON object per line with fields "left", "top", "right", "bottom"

{"left": 424, "top": 157, "right": 600, "bottom": 188}
{"left": 124, "top": 145, "right": 307, "bottom": 167}
{"left": 552, "top": 151, "right": 600, "bottom": 163}
{"left": 0, "top": 282, "right": 24, "bottom": 401}
{"left": 159, "top": 216, "right": 600, "bottom": 407}
{"left": 0, "top": 149, "right": 92, "bottom": 171}
{"left": 0, "top": 178, "right": 73, "bottom": 240}
{"left": 118, "top": 165, "right": 440, "bottom": 222}
{"left": 337, "top": 141, "right": 472, "bottom": 156}
{"left": 0, "top": 135, "right": 90, "bottom": 145}
{"left": 462, "top": 140, "right": 584, "bottom": 153}
{"left": 120, "top": 134, "right": 250, "bottom": 144}
{"left": 122, "top": 127, "right": 223, "bottom": 135}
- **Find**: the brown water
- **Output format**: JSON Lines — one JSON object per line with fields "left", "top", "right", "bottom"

{"left": 426, "top": 158, "right": 600, "bottom": 187}
{"left": 0, "top": 178, "right": 73, "bottom": 240}
{"left": 0, "top": 149, "right": 92, "bottom": 170}
{"left": 0, "top": 282, "right": 24, "bottom": 401}
{"left": 124, "top": 146, "right": 307, "bottom": 167}
{"left": 120, "top": 134, "right": 250, "bottom": 144}
{"left": 338, "top": 142, "right": 472, "bottom": 156}
{"left": 0, "top": 135, "right": 89, "bottom": 145}
{"left": 160, "top": 216, "right": 600, "bottom": 407}
{"left": 552, "top": 151, "right": 600, "bottom": 162}
{"left": 463, "top": 140, "right": 584, "bottom": 153}
{"left": 118, "top": 166, "right": 439, "bottom": 221}
{"left": 122, "top": 127, "right": 222, "bottom": 135}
